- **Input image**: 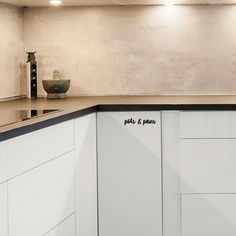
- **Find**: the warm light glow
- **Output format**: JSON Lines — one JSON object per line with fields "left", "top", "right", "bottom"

{"left": 50, "top": 0, "right": 62, "bottom": 6}
{"left": 165, "top": 0, "right": 174, "bottom": 6}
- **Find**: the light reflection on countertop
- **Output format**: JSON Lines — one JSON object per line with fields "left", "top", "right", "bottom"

{"left": 0, "top": 110, "right": 60, "bottom": 128}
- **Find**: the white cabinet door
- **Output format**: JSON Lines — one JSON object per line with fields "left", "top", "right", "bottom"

{"left": 180, "top": 139, "right": 236, "bottom": 193}
{"left": 74, "top": 114, "right": 97, "bottom": 236}
{"left": 0, "top": 183, "right": 8, "bottom": 236}
{"left": 46, "top": 214, "right": 76, "bottom": 236}
{"left": 98, "top": 112, "right": 162, "bottom": 236}
{"left": 182, "top": 194, "right": 236, "bottom": 236}
{"left": 8, "top": 151, "right": 75, "bottom": 236}
{"left": 8, "top": 120, "right": 74, "bottom": 178}
{"left": 0, "top": 141, "right": 7, "bottom": 184}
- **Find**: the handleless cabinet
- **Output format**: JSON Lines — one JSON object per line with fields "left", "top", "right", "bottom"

{"left": 8, "top": 151, "right": 75, "bottom": 236}
{"left": 4, "top": 107, "right": 236, "bottom": 236}
{"left": 180, "top": 111, "right": 236, "bottom": 194}
{"left": 97, "top": 112, "right": 162, "bottom": 236}
{"left": 180, "top": 111, "right": 236, "bottom": 236}
{"left": 7, "top": 120, "right": 74, "bottom": 179}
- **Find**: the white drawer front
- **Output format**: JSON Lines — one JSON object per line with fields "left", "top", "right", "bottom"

{"left": 181, "top": 139, "right": 236, "bottom": 193}
{"left": 8, "top": 120, "right": 74, "bottom": 178}
{"left": 46, "top": 214, "right": 76, "bottom": 236}
{"left": 0, "top": 183, "right": 8, "bottom": 236}
{"left": 0, "top": 141, "right": 7, "bottom": 183}
{"left": 182, "top": 194, "right": 236, "bottom": 236}
{"left": 180, "top": 111, "right": 236, "bottom": 138}
{"left": 8, "top": 151, "right": 75, "bottom": 236}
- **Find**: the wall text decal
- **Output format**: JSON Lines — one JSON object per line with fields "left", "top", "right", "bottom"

{"left": 124, "top": 118, "right": 157, "bottom": 126}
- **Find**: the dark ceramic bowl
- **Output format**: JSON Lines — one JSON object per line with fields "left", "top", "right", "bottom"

{"left": 43, "top": 80, "right": 71, "bottom": 99}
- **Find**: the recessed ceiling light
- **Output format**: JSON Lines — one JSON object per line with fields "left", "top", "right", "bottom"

{"left": 165, "top": 0, "right": 174, "bottom": 6}
{"left": 50, "top": 0, "right": 62, "bottom": 6}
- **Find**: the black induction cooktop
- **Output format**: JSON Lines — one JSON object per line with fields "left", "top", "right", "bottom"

{"left": 0, "top": 109, "right": 61, "bottom": 128}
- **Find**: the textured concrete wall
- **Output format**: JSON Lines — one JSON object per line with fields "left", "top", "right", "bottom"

{"left": 0, "top": 3, "right": 23, "bottom": 99}
{"left": 23, "top": 5, "right": 236, "bottom": 95}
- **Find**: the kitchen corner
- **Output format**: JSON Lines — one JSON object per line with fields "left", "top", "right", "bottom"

{"left": 2, "top": 1, "right": 236, "bottom": 236}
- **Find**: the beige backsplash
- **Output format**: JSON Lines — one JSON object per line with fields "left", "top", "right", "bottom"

{"left": 2, "top": 4, "right": 236, "bottom": 99}
{"left": 0, "top": 3, "right": 23, "bottom": 100}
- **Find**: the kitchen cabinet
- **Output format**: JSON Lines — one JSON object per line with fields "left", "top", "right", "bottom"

{"left": 0, "top": 141, "right": 7, "bottom": 184}
{"left": 0, "top": 182, "right": 8, "bottom": 236}
{"left": 8, "top": 151, "right": 75, "bottom": 236}
{"left": 2, "top": 107, "right": 236, "bottom": 236}
{"left": 180, "top": 111, "right": 236, "bottom": 236}
{"left": 181, "top": 194, "right": 236, "bottom": 236}
{"left": 7, "top": 120, "right": 74, "bottom": 179}
{"left": 46, "top": 214, "right": 76, "bottom": 236}
{"left": 74, "top": 114, "right": 97, "bottom": 236}
{"left": 97, "top": 112, "right": 162, "bottom": 236}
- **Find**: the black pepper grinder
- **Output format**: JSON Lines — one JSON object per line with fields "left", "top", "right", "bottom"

{"left": 26, "top": 52, "right": 37, "bottom": 99}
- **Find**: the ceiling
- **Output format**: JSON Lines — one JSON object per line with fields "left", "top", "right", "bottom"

{"left": 1, "top": 0, "right": 236, "bottom": 6}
